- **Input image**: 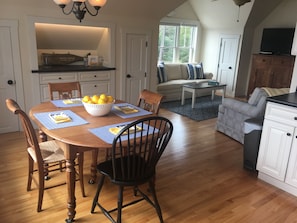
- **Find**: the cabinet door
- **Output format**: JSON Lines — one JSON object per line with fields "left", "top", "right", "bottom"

{"left": 248, "top": 55, "right": 272, "bottom": 96}
{"left": 80, "top": 81, "right": 111, "bottom": 97}
{"left": 285, "top": 131, "right": 297, "bottom": 187}
{"left": 257, "top": 119, "right": 294, "bottom": 181}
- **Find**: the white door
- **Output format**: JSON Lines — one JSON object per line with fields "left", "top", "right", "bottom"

{"left": 217, "top": 35, "right": 240, "bottom": 97}
{"left": 0, "top": 20, "right": 24, "bottom": 133}
{"left": 124, "top": 33, "right": 149, "bottom": 104}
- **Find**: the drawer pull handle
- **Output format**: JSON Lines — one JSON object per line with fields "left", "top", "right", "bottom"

{"left": 94, "top": 85, "right": 97, "bottom": 87}
{"left": 287, "top": 133, "right": 291, "bottom": 136}
{"left": 94, "top": 75, "right": 97, "bottom": 77}
{"left": 58, "top": 77, "right": 62, "bottom": 80}
{"left": 294, "top": 117, "right": 297, "bottom": 120}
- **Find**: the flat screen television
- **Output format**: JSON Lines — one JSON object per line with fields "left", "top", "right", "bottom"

{"left": 260, "top": 28, "right": 295, "bottom": 55}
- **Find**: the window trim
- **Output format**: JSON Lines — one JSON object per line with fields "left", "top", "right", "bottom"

{"left": 159, "top": 18, "right": 200, "bottom": 64}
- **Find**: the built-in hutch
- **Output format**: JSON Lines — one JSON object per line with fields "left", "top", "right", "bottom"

{"left": 29, "top": 17, "right": 116, "bottom": 105}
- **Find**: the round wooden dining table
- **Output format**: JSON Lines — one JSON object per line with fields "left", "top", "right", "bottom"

{"left": 29, "top": 100, "right": 153, "bottom": 222}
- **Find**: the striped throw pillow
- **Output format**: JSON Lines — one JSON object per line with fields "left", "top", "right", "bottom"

{"left": 187, "top": 63, "right": 204, "bottom": 79}
{"left": 157, "top": 63, "right": 166, "bottom": 83}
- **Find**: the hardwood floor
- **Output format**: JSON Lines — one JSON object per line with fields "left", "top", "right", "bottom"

{"left": 1, "top": 108, "right": 297, "bottom": 223}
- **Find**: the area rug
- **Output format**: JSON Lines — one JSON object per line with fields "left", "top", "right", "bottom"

{"left": 161, "top": 95, "right": 222, "bottom": 121}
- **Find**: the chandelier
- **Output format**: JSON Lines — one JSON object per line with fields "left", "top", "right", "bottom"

{"left": 53, "top": 0, "right": 107, "bottom": 22}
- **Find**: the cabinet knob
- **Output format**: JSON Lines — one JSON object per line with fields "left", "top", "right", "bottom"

{"left": 294, "top": 117, "right": 297, "bottom": 120}
{"left": 94, "top": 85, "right": 97, "bottom": 87}
{"left": 94, "top": 75, "right": 97, "bottom": 77}
{"left": 287, "top": 133, "right": 291, "bottom": 136}
{"left": 58, "top": 77, "right": 62, "bottom": 80}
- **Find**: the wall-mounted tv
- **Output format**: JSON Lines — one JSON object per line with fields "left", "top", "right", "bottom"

{"left": 260, "top": 28, "right": 295, "bottom": 55}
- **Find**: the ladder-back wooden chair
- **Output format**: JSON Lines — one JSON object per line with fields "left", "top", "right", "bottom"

{"left": 6, "top": 98, "right": 85, "bottom": 212}
{"left": 91, "top": 116, "right": 173, "bottom": 223}
{"left": 137, "top": 89, "right": 164, "bottom": 114}
{"left": 48, "top": 81, "right": 82, "bottom": 100}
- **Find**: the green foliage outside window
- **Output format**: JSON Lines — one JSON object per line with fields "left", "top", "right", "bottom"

{"left": 158, "top": 24, "right": 197, "bottom": 64}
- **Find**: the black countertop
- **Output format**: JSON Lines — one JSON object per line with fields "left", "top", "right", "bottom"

{"left": 32, "top": 65, "right": 116, "bottom": 73}
{"left": 267, "top": 92, "right": 297, "bottom": 108}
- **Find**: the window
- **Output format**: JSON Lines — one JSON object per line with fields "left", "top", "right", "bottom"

{"left": 158, "top": 23, "right": 197, "bottom": 63}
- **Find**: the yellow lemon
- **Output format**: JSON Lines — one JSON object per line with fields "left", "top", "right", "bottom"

{"left": 91, "top": 95, "right": 100, "bottom": 103}
{"left": 98, "top": 98, "right": 106, "bottom": 104}
{"left": 99, "top": 93, "right": 107, "bottom": 102}
{"left": 107, "top": 95, "right": 114, "bottom": 103}
{"left": 82, "top": 95, "right": 91, "bottom": 103}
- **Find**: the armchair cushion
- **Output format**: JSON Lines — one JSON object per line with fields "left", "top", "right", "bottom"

{"left": 248, "top": 87, "right": 268, "bottom": 105}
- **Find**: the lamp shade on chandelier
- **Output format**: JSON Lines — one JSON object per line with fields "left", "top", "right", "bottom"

{"left": 53, "top": 0, "right": 107, "bottom": 22}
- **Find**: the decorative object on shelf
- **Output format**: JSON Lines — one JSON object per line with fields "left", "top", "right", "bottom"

{"left": 88, "top": 55, "right": 99, "bottom": 66}
{"left": 42, "top": 53, "right": 83, "bottom": 65}
{"left": 53, "top": 0, "right": 107, "bottom": 22}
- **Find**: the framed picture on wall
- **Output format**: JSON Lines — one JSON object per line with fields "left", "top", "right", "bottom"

{"left": 88, "top": 55, "right": 98, "bottom": 66}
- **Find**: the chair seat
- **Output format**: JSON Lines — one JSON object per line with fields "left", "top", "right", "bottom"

{"left": 27, "top": 140, "right": 65, "bottom": 164}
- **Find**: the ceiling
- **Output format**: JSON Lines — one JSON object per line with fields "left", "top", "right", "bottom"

{"left": 34, "top": 0, "right": 283, "bottom": 50}
{"left": 189, "top": 0, "right": 254, "bottom": 29}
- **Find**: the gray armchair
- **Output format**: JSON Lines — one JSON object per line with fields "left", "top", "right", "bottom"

{"left": 216, "top": 87, "right": 268, "bottom": 144}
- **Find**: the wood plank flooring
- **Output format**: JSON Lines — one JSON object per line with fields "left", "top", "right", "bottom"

{"left": 1, "top": 108, "right": 297, "bottom": 223}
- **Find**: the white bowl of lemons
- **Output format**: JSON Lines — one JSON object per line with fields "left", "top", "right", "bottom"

{"left": 82, "top": 94, "right": 115, "bottom": 116}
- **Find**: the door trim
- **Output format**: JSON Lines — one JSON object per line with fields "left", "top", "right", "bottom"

{"left": 120, "top": 28, "right": 151, "bottom": 101}
{"left": 0, "top": 19, "right": 24, "bottom": 128}
{"left": 217, "top": 34, "right": 240, "bottom": 97}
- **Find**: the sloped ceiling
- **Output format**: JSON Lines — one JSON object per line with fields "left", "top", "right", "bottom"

{"left": 189, "top": 0, "right": 253, "bottom": 29}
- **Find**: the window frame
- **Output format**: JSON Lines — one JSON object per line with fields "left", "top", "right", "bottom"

{"left": 158, "top": 18, "right": 200, "bottom": 64}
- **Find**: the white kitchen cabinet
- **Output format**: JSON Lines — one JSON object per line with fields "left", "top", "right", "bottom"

{"left": 257, "top": 102, "right": 297, "bottom": 196}
{"left": 38, "top": 71, "right": 115, "bottom": 102}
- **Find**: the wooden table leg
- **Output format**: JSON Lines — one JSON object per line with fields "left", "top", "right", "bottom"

{"left": 57, "top": 142, "right": 77, "bottom": 223}
{"left": 89, "top": 149, "right": 98, "bottom": 184}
